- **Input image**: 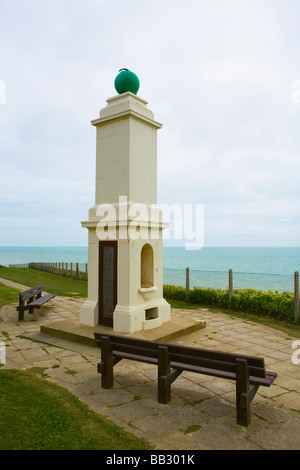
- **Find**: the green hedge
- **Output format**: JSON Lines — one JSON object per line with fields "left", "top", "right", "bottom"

{"left": 163, "top": 285, "right": 295, "bottom": 322}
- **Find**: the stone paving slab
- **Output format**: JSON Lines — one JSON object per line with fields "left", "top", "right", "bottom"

{"left": 0, "top": 283, "right": 300, "bottom": 450}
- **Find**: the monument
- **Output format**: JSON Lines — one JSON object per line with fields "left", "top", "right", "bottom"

{"left": 79, "top": 69, "right": 171, "bottom": 334}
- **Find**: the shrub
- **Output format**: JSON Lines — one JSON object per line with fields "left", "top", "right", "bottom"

{"left": 163, "top": 285, "right": 295, "bottom": 323}
{"left": 188, "top": 287, "right": 229, "bottom": 308}
{"left": 230, "top": 289, "right": 294, "bottom": 322}
{"left": 163, "top": 285, "right": 186, "bottom": 301}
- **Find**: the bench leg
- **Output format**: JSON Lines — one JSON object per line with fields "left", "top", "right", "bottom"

{"left": 28, "top": 296, "right": 34, "bottom": 314}
{"left": 17, "top": 296, "right": 25, "bottom": 321}
{"left": 18, "top": 306, "right": 25, "bottom": 321}
{"left": 236, "top": 358, "right": 252, "bottom": 426}
{"left": 100, "top": 336, "right": 114, "bottom": 389}
{"left": 158, "top": 345, "right": 171, "bottom": 404}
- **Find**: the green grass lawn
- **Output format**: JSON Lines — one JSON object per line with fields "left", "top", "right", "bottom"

{"left": 0, "top": 369, "right": 153, "bottom": 450}
{"left": 0, "top": 283, "right": 20, "bottom": 310}
{"left": 0, "top": 267, "right": 87, "bottom": 298}
{"left": 0, "top": 270, "right": 152, "bottom": 450}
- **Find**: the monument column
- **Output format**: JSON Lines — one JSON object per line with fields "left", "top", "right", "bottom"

{"left": 79, "top": 70, "right": 170, "bottom": 333}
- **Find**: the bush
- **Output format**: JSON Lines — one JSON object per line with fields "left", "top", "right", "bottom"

{"left": 229, "top": 288, "right": 294, "bottom": 321}
{"left": 188, "top": 287, "right": 229, "bottom": 307}
{"left": 163, "top": 285, "right": 187, "bottom": 301}
{"left": 163, "top": 285, "right": 295, "bottom": 323}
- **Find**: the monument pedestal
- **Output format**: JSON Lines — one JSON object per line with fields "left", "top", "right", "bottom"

{"left": 113, "top": 297, "right": 171, "bottom": 334}
{"left": 79, "top": 300, "right": 98, "bottom": 327}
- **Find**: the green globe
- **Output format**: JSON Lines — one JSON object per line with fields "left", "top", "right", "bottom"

{"left": 114, "top": 68, "right": 140, "bottom": 95}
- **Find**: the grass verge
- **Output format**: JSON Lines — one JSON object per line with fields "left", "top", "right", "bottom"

{"left": 0, "top": 283, "right": 20, "bottom": 310}
{"left": 0, "top": 267, "right": 87, "bottom": 298}
{"left": 0, "top": 369, "right": 153, "bottom": 450}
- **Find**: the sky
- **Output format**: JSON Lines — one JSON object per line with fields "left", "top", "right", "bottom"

{"left": 1, "top": 0, "right": 300, "bottom": 247}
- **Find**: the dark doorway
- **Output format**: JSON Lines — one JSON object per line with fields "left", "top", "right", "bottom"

{"left": 99, "top": 241, "right": 117, "bottom": 327}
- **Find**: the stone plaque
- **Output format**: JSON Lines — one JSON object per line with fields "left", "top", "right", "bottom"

{"left": 102, "top": 246, "right": 115, "bottom": 317}
{"left": 99, "top": 241, "right": 117, "bottom": 327}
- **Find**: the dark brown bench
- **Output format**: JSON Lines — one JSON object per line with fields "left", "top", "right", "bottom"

{"left": 17, "top": 284, "right": 56, "bottom": 321}
{"left": 94, "top": 332, "right": 277, "bottom": 427}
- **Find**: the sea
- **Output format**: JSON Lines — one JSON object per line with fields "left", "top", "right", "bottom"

{"left": 1, "top": 246, "right": 299, "bottom": 292}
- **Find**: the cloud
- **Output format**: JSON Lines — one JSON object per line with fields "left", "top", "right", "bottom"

{"left": 199, "top": 56, "right": 279, "bottom": 87}
{"left": 0, "top": 0, "right": 300, "bottom": 247}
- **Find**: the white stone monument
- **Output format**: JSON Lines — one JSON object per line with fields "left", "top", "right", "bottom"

{"left": 79, "top": 70, "right": 171, "bottom": 334}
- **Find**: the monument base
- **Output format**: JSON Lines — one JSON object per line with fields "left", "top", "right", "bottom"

{"left": 35, "top": 314, "right": 206, "bottom": 348}
{"left": 79, "top": 298, "right": 171, "bottom": 334}
{"left": 113, "top": 299, "right": 170, "bottom": 334}
{"left": 79, "top": 300, "right": 98, "bottom": 326}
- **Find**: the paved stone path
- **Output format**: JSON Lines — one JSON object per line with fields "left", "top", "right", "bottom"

{"left": 1, "top": 277, "right": 300, "bottom": 450}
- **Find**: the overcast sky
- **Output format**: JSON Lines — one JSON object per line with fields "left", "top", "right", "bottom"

{"left": 1, "top": 0, "right": 300, "bottom": 247}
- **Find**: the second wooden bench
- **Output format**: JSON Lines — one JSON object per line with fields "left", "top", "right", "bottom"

{"left": 17, "top": 284, "right": 56, "bottom": 321}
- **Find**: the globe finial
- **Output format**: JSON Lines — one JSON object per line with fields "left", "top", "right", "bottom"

{"left": 114, "top": 69, "right": 140, "bottom": 95}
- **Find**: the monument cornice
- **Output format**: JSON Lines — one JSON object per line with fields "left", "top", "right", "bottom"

{"left": 91, "top": 109, "right": 162, "bottom": 129}
{"left": 81, "top": 219, "right": 169, "bottom": 229}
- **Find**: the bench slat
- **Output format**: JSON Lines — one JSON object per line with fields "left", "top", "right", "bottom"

{"left": 168, "top": 351, "right": 266, "bottom": 378}
{"left": 20, "top": 285, "right": 43, "bottom": 301}
{"left": 94, "top": 332, "right": 265, "bottom": 369}
{"left": 109, "top": 352, "right": 275, "bottom": 386}
{"left": 106, "top": 345, "right": 266, "bottom": 378}
{"left": 28, "top": 294, "right": 56, "bottom": 307}
{"left": 171, "top": 361, "right": 275, "bottom": 386}
{"left": 167, "top": 344, "right": 265, "bottom": 368}
{"left": 113, "top": 351, "right": 158, "bottom": 365}
{"left": 100, "top": 342, "right": 160, "bottom": 360}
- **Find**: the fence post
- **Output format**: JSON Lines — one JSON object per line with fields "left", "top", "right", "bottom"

{"left": 186, "top": 267, "right": 190, "bottom": 299}
{"left": 294, "top": 271, "right": 299, "bottom": 322}
{"left": 71, "top": 262, "right": 73, "bottom": 277}
{"left": 75, "top": 263, "right": 80, "bottom": 280}
{"left": 229, "top": 269, "right": 233, "bottom": 304}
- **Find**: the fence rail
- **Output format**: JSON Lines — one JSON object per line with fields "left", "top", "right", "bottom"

{"left": 7, "top": 262, "right": 299, "bottom": 321}
{"left": 163, "top": 268, "right": 295, "bottom": 292}
{"left": 28, "top": 262, "right": 87, "bottom": 280}
{"left": 8, "top": 263, "right": 29, "bottom": 268}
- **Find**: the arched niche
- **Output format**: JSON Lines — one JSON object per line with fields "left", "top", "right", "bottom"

{"left": 140, "top": 243, "right": 154, "bottom": 288}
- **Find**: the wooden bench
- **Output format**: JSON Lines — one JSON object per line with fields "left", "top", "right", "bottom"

{"left": 94, "top": 332, "right": 277, "bottom": 427}
{"left": 17, "top": 285, "right": 56, "bottom": 321}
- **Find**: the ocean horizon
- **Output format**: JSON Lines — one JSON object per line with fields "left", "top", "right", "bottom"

{"left": 1, "top": 245, "right": 299, "bottom": 292}
{"left": 1, "top": 245, "right": 299, "bottom": 274}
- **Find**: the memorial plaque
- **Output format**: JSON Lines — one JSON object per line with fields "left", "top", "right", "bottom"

{"left": 102, "top": 246, "right": 114, "bottom": 316}
{"left": 99, "top": 241, "right": 117, "bottom": 327}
